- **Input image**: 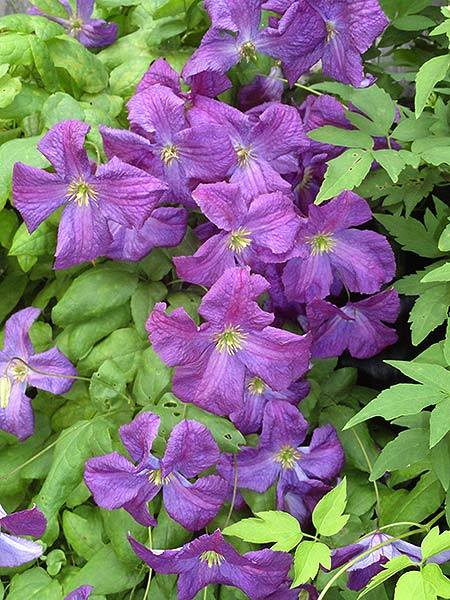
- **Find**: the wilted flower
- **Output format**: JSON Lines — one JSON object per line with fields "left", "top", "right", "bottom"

{"left": 0, "top": 308, "right": 76, "bottom": 440}
{"left": 218, "top": 400, "right": 344, "bottom": 523}
{"left": 283, "top": 191, "right": 396, "bottom": 304}
{"left": 262, "top": 0, "right": 388, "bottom": 87}
{"left": 64, "top": 586, "right": 93, "bottom": 600}
{"left": 13, "top": 120, "right": 167, "bottom": 269}
{"left": 84, "top": 412, "right": 227, "bottom": 531}
{"left": 129, "top": 528, "right": 292, "bottom": 600}
{"left": 0, "top": 505, "right": 46, "bottom": 567}
{"left": 28, "top": 0, "right": 117, "bottom": 49}
{"left": 147, "top": 267, "right": 311, "bottom": 417}
{"left": 174, "top": 182, "right": 301, "bottom": 287}
{"left": 306, "top": 289, "right": 400, "bottom": 359}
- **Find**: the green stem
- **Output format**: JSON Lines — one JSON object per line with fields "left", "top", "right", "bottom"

{"left": 224, "top": 454, "right": 238, "bottom": 528}
{"left": 142, "top": 528, "right": 153, "bottom": 600}
{"left": 351, "top": 429, "right": 381, "bottom": 522}
{"left": 203, "top": 586, "right": 208, "bottom": 600}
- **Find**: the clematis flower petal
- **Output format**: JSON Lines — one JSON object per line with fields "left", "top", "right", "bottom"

{"left": 1, "top": 307, "right": 40, "bottom": 358}
{"left": 128, "top": 85, "right": 187, "bottom": 140}
{"left": 182, "top": 29, "right": 240, "bottom": 81}
{"left": 27, "top": 347, "right": 77, "bottom": 395}
{"left": 100, "top": 127, "right": 162, "bottom": 175}
{"left": 0, "top": 533, "right": 43, "bottom": 568}
{"left": 119, "top": 412, "right": 161, "bottom": 463}
{"left": 0, "top": 384, "right": 34, "bottom": 441}
{"left": 218, "top": 447, "right": 280, "bottom": 493}
{"left": 0, "top": 505, "right": 46, "bottom": 537}
{"left": 193, "top": 182, "right": 247, "bottom": 230}
{"left": 77, "top": 20, "right": 118, "bottom": 49}
{"left": 137, "top": 58, "right": 181, "bottom": 94}
{"left": 298, "top": 424, "right": 345, "bottom": 481}
{"left": 64, "top": 586, "right": 94, "bottom": 600}
{"left": 37, "top": 120, "right": 91, "bottom": 179}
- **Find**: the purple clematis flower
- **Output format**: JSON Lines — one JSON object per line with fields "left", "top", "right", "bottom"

{"left": 13, "top": 120, "right": 167, "bottom": 269}
{"left": 238, "top": 66, "right": 285, "bottom": 112}
{"left": 84, "top": 412, "right": 227, "bottom": 531}
{"left": 147, "top": 267, "right": 311, "bottom": 418}
{"left": 230, "top": 375, "right": 310, "bottom": 435}
{"left": 28, "top": 0, "right": 117, "bottom": 49}
{"left": 64, "top": 586, "right": 93, "bottom": 600}
{"left": 0, "top": 307, "right": 76, "bottom": 440}
{"left": 306, "top": 289, "right": 400, "bottom": 359}
{"left": 174, "top": 182, "right": 301, "bottom": 287}
{"left": 218, "top": 400, "right": 344, "bottom": 524}
{"left": 266, "top": 582, "right": 319, "bottom": 599}
{"left": 282, "top": 191, "right": 396, "bottom": 304}
{"left": 129, "top": 528, "right": 292, "bottom": 600}
{"left": 188, "top": 98, "right": 309, "bottom": 200}
{"left": 182, "top": 0, "right": 282, "bottom": 84}
{"left": 106, "top": 206, "right": 188, "bottom": 262}
{"left": 262, "top": 0, "right": 388, "bottom": 87}
{"left": 0, "top": 505, "right": 46, "bottom": 567}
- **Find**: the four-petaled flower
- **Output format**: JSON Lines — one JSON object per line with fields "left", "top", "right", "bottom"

{"left": 13, "top": 120, "right": 168, "bottom": 269}
{"left": 218, "top": 400, "right": 344, "bottom": 523}
{"left": 0, "top": 308, "right": 76, "bottom": 440}
{"left": 84, "top": 412, "right": 227, "bottom": 531}
{"left": 147, "top": 267, "right": 311, "bottom": 417}
{"left": 0, "top": 505, "right": 46, "bottom": 567}
{"left": 129, "top": 528, "right": 292, "bottom": 600}
{"left": 175, "top": 182, "right": 301, "bottom": 287}
{"left": 28, "top": 0, "right": 118, "bottom": 49}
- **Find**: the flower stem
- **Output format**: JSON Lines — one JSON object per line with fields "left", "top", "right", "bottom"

{"left": 143, "top": 528, "right": 153, "bottom": 600}
{"left": 224, "top": 454, "right": 238, "bottom": 528}
{"left": 351, "top": 429, "right": 381, "bottom": 522}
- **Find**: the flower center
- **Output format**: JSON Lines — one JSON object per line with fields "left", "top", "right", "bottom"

{"left": 10, "top": 361, "right": 29, "bottom": 383}
{"left": 228, "top": 228, "right": 252, "bottom": 253}
{"left": 247, "top": 377, "right": 266, "bottom": 395}
{"left": 199, "top": 550, "right": 225, "bottom": 568}
{"left": 236, "top": 145, "right": 254, "bottom": 167}
{"left": 298, "top": 166, "right": 314, "bottom": 190}
{"left": 239, "top": 41, "right": 257, "bottom": 63}
{"left": 326, "top": 21, "right": 337, "bottom": 42}
{"left": 160, "top": 144, "right": 179, "bottom": 165}
{"left": 214, "top": 326, "right": 247, "bottom": 355}
{"left": 148, "top": 469, "right": 173, "bottom": 486}
{"left": 308, "top": 233, "right": 335, "bottom": 255}
{"left": 67, "top": 178, "right": 98, "bottom": 207}
{"left": 0, "top": 376, "right": 12, "bottom": 409}
{"left": 69, "top": 17, "right": 84, "bottom": 34}
{"left": 274, "top": 445, "right": 301, "bottom": 470}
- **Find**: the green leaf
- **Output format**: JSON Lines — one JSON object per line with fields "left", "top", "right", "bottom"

{"left": 132, "top": 347, "right": 171, "bottom": 406}
{"left": 409, "top": 284, "right": 450, "bottom": 345}
{"left": 292, "top": 541, "right": 331, "bottom": 586}
{"left": 422, "top": 263, "right": 450, "bottom": 283}
{"left": 78, "top": 327, "right": 146, "bottom": 375}
{"left": 8, "top": 568, "right": 62, "bottom": 600}
{"left": 312, "top": 478, "right": 349, "bottom": 537}
{"left": 307, "top": 126, "right": 374, "bottom": 149}
{"left": 370, "top": 428, "right": 429, "bottom": 480}
{"left": 62, "top": 507, "right": 105, "bottom": 561}
{"left": 0, "top": 271, "right": 28, "bottom": 323}
{"left": 371, "top": 149, "right": 407, "bottom": 183}
{"left": 386, "top": 361, "right": 450, "bottom": 393}
{"left": 9, "top": 221, "right": 56, "bottom": 266}
{"left": 52, "top": 267, "right": 138, "bottom": 326}
{"left": 422, "top": 527, "right": 450, "bottom": 561}
{"left": 223, "top": 511, "right": 302, "bottom": 551}
{"left": 415, "top": 54, "right": 450, "bottom": 118}
{"left": 101, "top": 509, "right": 147, "bottom": 567}
{"left": 431, "top": 434, "right": 450, "bottom": 490}
{"left": 0, "top": 74, "right": 21, "bottom": 108}
{"left": 131, "top": 281, "right": 167, "bottom": 338}
{"left": 375, "top": 213, "right": 443, "bottom": 258}
{"left": 394, "top": 15, "right": 435, "bottom": 30}
{"left": 344, "top": 384, "right": 443, "bottom": 429}
{"left": 422, "top": 563, "right": 450, "bottom": 599}
{"left": 430, "top": 398, "right": 450, "bottom": 448}
{"left": 394, "top": 570, "right": 435, "bottom": 600}
{"left": 41, "top": 92, "right": 85, "bottom": 128}
{"left": 358, "top": 556, "right": 415, "bottom": 599}
{"left": 445, "top": 319, "right": 450, "bottom": 365}
{"left": 315, "top": 149, "right": 372, "bottom": 204}
{"left": 439, "top": 224, "right": 450, "bottom": 252}
{"left": 29, "top": 36, "right": 59, "bottom": 93}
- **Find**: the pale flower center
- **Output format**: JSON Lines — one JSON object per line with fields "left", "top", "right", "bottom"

{"left": 148, "top": 469, "right": 174, "bottom": 486}
{"left": 274, "top": 445, "right": 301, "bottom": 470}
{"left": 228, "top": 228, "right": 252, "bottom": 253}
{"left": 160, "top": 144, "right": 180, "bottom": 165}
{"left": 247, "top": 377, "right": 266, "bottom": 395}
{"left": 326, "top": 21, "right": 337, "bottom": 42}
{"left": 69, "top": 17, "right": 84, "bottom": 34}
{"left": 239, "top": 41, "right": 257, "bottom": 63}
{"left": 214, "top": 326, "right": 247, "bottom": 355}
{"left": 10, "top": 361, "right": 29, "bottom": 382}
{"left": 236, "top": 145, "right": 254, "bottom": 167}
{"left": 199, "top": 550, "right": 225, "bottom": 568}
{"left": 67, "top": 178, "right": 98, "bottom": 207}
{"left": 308, "top": 233, "right": 335, "bottom": 256}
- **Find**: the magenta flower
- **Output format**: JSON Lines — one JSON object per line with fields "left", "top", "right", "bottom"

{"left": 174, "top": 182, "right": 301, "bottom": 287}
{"left": 129, "top": 528, "right": 292, "bottom": 600}
{"left": 28, "top": 0, "right": 117, "bottom": 49}
{"left": 307, "top": 289, "right": 400, "bottom": 359}
{"left": 189, "top": 98, "right": 309, "bottom": 200}
{"left": 84, "top": 412, "right": 227, "bottom": 531}
{"left": 0, "top": 505, "right": 46, "bottom": 567}
{"left": 0, "top": 308, "right": 76, "bottom": 440}
{"left": 263, "top": 0, "right": 388, "bottom": 87}
{"left": 282, "top": 191, "right": 396, "bottom": 304}
{"left": 64, "top": 587, "right": 93, "bottom": 600}
{"left": 13, "top": 121, "right": 167, "bottom": 269}
{"left": 218, "top": 400, "right": 344, "bottom": 523}
{"left": 147, "top": 267, "right": 311, "bottom": 418}
{"left": 106, "top": 207, "right": 188, "bottom": 262}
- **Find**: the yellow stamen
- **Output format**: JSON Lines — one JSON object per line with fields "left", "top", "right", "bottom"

{"left": 239, "top": 41, "right": 257, "bottom": 63}
{"left": 214, "top": 326, "right": 247, "bottom": 355}
{"left": 274, "top": 445, "right": 301, "bottom": 470}
{"left": 67, "top": 178, "right": 98, "bottom": 207}
{"left": 0, "top": 376, "right": 12, "bottom": 409}
{"left": 247, "top": 377, "right": 266, "bottom": 395}
{"left": 199, "top": 550, "right": 225, "bottom": 568}
{"left": 236, "top": 145, "right": 254, "bottom": 167}
{"left": 148, "top": 469, "right": 174, "bottom": 486}
{"left": 160, "top": 144, "right": 180, "bottom": 165}
{"left": 228, "top": 228, "right": 252, "bottom": 253}
{"left": 307, "top": 233, "right": 335, "bottom": 256}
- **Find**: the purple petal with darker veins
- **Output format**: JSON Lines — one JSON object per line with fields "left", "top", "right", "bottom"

{"left": 218, "top": 448, "right": 279, "bottom": 493}
{"left": 239, "top": 328, "right": 311, "bottom": 391}
{"left": 331, "top": 542, "right": 366, "bottom": 569}
{"left": 27, "top": 347, "right": 76, "bottom": 394}
{"left": 128, "top": 85, "right": 186, "bottom": 140}
{"left": 299, "top": 425, "right": 344, "bottom": 481}
{"left": 38, "top": 120, "right": 91, "bottom": 179}
{"left": 262, "top": 400, "right": 309, "bottom": 449}
{"left": 162, "top": 420, "right": 220, "bottom": 477}
{"left": 238, "top": 66, "right": 284, "bottom": 111}
{"left": 193, "top": 182, "right": 246, "bottom": 230}
{"left": 307, "top": 300, "right": 352, "bottom": 358}
{"left": 128, "top": 535, "right": 182, "bottom": 573}
{"left": 1, "top": 307, "right": 40, "bottom": 358}
{"left": 123, "top": 494, "right": 157, "bottom": 528}
{"left": 100, "top": 127, "right": 161, "bottom": 174}
{"left": 175, "top": 126, "right": 234, "bottom": 181}
{"left": 75, "top": 0, "right": 94, "bottom": 19}
{"left": 278, "top": 478, "right": 331, "bottom": 524}
{"left": 189, "top": 71, "right": 231, "bottom": 97}
{"left": 119, "top": 412, "right": 161, "bottom": 463}
{"left": 0, "top": 532, "right": 43, "bottom": 567}
{"left": 64, "top": 585, "right": 94, "bottom": 600}
{"left": 174, "top": 233, "right": 236, "bottom": 287}
{"left": 12, "top": 163, "right": 67, "bottom": 233}
{"left": 355, "top": 288, "right": 400, "bottom": 323}
{"left": 77, "top": 20, "right": 118, "bottom": 49}
{"left": 94, "top": 157, "right": 167, "bottom": 228}
{"left": 183, "top": 29, "right": 239, "bottom": 80}
{"left": 308, "top": 192, "right": 372, "bottom": 232}
{"left": 230, "top": 158, "right": 292, "bottom": 203}
{"left": 84, "top": 452, "right": 158, "bottom": 511}
{"left": 163, "top": 474, "right": 227, "bottom": 531}
{"left": 54, "top": 202, "right": 112, "bottom": 269}
{"left": 137, "top": 58, "right": 181, "bottom": 94}
{"left": 0, "top": 506, "right": 46, "bottom": 537}
{"left": 204, "top": 0, "right": 263, "bottom": 36}
{"left": 0, "top": 384, "right": 34, "bottom": 441}
{"left": 283, "top": 253, "right": 334, "bottom": 303}
{"left": 347, "top": 562, "right": 386, "bottom": 591}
